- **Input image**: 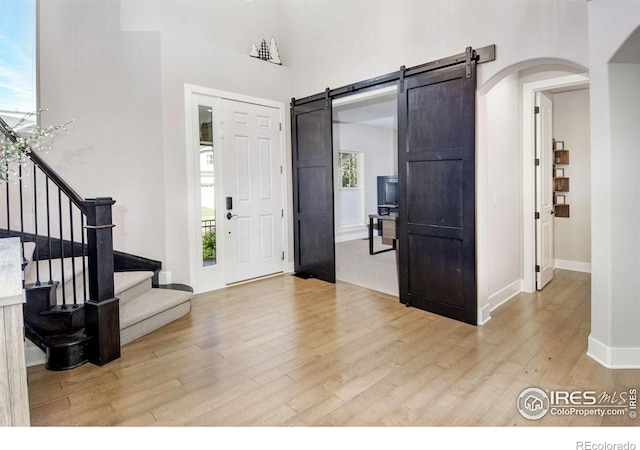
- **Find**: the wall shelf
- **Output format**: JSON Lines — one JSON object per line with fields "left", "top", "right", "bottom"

{"left": 554, "top": 177, "right": 570, "bottom": 192}
{"left": 554, "top": 150, "right": 569, "bottom": 165}
{"left": 555, "top": 204, "right": 570, "bottom": 218}
{"left": 553, "top": 143, "right": 570, "bottom": 217}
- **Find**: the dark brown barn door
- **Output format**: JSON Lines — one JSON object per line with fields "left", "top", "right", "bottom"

{"left": 291, "top": 98, "right": 335, "bottom": 282}
{"left": 397, "top": 59, "right": 477, "bottom": 325}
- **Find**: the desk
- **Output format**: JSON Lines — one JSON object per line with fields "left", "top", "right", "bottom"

{"left": 369, "top": 214, "right": 398, "bottom": 255}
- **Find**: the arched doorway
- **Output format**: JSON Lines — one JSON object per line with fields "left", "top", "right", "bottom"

{"left": 475, "top": 60, "right": 590, "bottom": 323}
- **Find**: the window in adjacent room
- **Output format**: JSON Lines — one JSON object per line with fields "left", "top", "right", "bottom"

{"left": 339, "top": 151, "right": 360, "bottom": 188}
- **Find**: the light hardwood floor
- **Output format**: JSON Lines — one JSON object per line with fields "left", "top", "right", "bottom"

{"left": 27, "top": 269, "right": 640, "bottom": 426}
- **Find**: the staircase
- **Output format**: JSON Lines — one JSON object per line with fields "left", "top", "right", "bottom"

{"left": 22, "top": 244, "right": 192, "bottom": 369}
{"left": 1, "top": 116, "right": 192, "bottom": 371}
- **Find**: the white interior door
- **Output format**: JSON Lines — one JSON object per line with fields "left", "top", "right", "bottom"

{"left": 222, "top": 99, "right": 283, "bottom": 284}
{"left": 535, "top": 91, "right": 554, "bottom": 289}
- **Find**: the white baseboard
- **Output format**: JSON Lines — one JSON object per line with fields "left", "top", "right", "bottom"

{"left": 478, "top": 279, "right": 523, "bottom": 325}
{"left": 587, "top": 335, "right": 640, "bottom": 369}
{"left": 335, "top": 227, "right": 368, "bottom": 243}
{"left": 158, "top": 270, "right": 172, "bottom": 285}
{"left": 554, "top": 259, "right": 591, "bottom": 273}
{"left": 478, "top": 304, "right": 492, "bottom": 325}
{"left": 490, "top": 279, "right": 523, "bottom": 312}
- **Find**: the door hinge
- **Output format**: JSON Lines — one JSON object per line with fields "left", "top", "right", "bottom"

{"left": 534, "top": 106, "right": 540, "bottom": 114}
{"left": 281, "top": 251, "right": 285, "bottom": 261}
{"left": 535, "top": 265, "right": 541, "bottom": 273}
{"left": 280, "top": 165, "right": 283, "bottom": 174}
{"left": 535, "top": 158, "right": 540, "bottom": 166}
{"left": 281, "top": 209, "right": 284, "bottom": 217}
{"left": 535, "top": 212, "right": 540, "bottom": 219}
{"left": 279, "top": 123, "right": 282, "bottom": 131}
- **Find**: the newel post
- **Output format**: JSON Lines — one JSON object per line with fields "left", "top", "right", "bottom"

{"left": 82, "top": 197, "right": 120, "bottom": 365}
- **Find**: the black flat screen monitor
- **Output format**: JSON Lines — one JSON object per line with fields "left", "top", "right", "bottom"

{"left": 377, "top": 176, "right": 398, "bottom": 206}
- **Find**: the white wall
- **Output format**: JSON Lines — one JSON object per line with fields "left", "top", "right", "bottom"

{"left": 553, "top": 88, "right": 591, "bottom": 270}
{"left": 333, "top": 122, "right": 396, "bottom": 240}
{"left": 38, "top": 0, "right": 166, "bottom": 261}
{"left": 155, "top": 34, "right": 292, "bottom": 284}
{"left": 38, "top": 0, "right": 294, "bottom": 285}
{"left": 587, "top": 0, "right": 640, "bottom": 367}
{"left": 122, "top": 2, "right": 295, "bottom": 285}
{"left": 477, "top": 72, "right": 522, "bottom": 318}
{"left": 609, "top": 63, "right": 640, "bottom": 350}
{"left": 280, "top": 1, "right": 589, "bottom": 97}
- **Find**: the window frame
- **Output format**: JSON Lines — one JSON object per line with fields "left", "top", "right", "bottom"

{"left": 338, "top": 151, "right": 361, "bottom": 189}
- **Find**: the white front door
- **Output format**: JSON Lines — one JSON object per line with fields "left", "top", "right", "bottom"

{"left": 535, "top": 91, "right": 554, "bottom": 289}
{"left": 222, "top": 99, "right": 284, "bottom": 284}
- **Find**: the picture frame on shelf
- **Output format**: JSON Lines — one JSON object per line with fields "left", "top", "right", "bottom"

{"left": 556, "top": 195, "right": 565, "bottom": 205}
{"left": 555, "top": 168, "right": 564, "bottom": 177}
{"left": 555, "top": 141, "right": 565, "bottom": 150}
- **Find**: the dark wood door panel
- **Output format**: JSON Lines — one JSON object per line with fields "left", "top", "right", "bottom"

{"left": 406, "top": 76, "right": 465, "bottom": 153}
{"left": 297, "top": 165, "right": 329, "bottom": 215}
{"left": 398, "top": 61, "right": 477, "bottom": 325}
{"left": 291, "top": 99, "right": 335, "bottom": 282}
{"left": 407, "top": 159, "right": 463, "bottom": 228}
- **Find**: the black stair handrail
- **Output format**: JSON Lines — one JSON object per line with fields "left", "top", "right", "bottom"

{"left": 0, "top": 115, "right": 121, "bottom": 367}
{"left": 0, "top": 116, "right": 85, "bottom": 213}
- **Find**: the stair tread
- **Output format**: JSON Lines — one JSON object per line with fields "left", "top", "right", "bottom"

{"left": 120, "top": 288, "right": 192, "bottom": 329}
{"left": 24, "top": 255, "right": 153, "bottom": 305}
{"left": 26, "top": 258, "right": 153, "bottom": 288}
{"left": 114, "top": 271, "right": 154, "bottom": 294}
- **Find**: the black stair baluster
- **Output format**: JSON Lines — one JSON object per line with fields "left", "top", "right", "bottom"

{"left": 19, "top": 163, "right": 25, "bottom": 267}
{"left": 4, "top": 163, "right": 10, "bottom": 238}
{"left": 33, "top": 164, "right": 41, "bottom": 285}
{"left": 69, "top": 198, "right": 77, "bottom": 306}
{"left": 45, "top": 175, "right": 53, "bottom": 284}
{"left": 58, "top": 186, "right": 66, "bottom": 307}
{"left": 81, "top": 214, "right": 87, "bottom": 302}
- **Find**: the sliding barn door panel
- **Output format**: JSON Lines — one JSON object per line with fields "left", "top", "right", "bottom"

{"left": 399, "top": 62, "right": 477, "bottom": 325}
{"left": 291, "top": 99, "right": 335, "bottom": 282}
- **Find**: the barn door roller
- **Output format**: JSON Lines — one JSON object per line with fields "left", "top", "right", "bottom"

{"left": 465, "top": 46, "right": 473, "bottom": 78}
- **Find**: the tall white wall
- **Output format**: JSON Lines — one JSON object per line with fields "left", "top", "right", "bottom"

{"left": 609, "top": 63, "right": 640, "bottom": 350}
{"left": 587, "top": 0, "right": 640, "bottom": 367}
{"left": 121, "top": 1, "right": 296, "bottom": 284}
{"left": 486, "top": 74, "right": 521, "bottom": 297}
{"left": 38, "top": 0, "right": 166, "bottom": 261}
{"left": 38, "top": 0, "right": 294, "bottom": 284}
{"left": 279, "top": 1, "right": 589, "bottom": 97}
{"left": 155, "top": 34, "right": 292, "bottom": 284}
{"left": 553, "top": 88, "right": 591, "bottom": 270}
{"left": 477, "top": 72, "right": 522, "bottom": 321}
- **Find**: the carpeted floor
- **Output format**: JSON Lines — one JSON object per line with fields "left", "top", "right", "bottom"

{"left": 335, "top": 236, "right": 398, "bottom": 297}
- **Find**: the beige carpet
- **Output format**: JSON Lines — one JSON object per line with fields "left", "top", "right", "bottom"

{"left": 335, "top": 237, "right": 399, "bottom": 297}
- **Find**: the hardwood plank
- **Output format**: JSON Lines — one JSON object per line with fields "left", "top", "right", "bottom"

{"left": 26, "top": 270, "right": 640, "bottom": 427}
